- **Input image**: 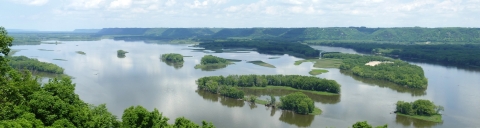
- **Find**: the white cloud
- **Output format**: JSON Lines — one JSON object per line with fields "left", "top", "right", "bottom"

{"left": 11, "top": 0, "right": 49, "bottom": 6}
{"left": 109, "top": 0, "right": 132, "bottom": 9}
{"left": 68, "top": 0, "right": 105, "bottom": 9}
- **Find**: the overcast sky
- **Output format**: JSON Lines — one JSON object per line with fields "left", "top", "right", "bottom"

{"left": 1, "top": 0, "right": 479, "bottom": 31}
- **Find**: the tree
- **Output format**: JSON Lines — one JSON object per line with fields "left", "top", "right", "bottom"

{"left": 352, "top": 121, "right": 372, "bottom": 128}
{"left": 121, "top": 106, "right": 170, "bottom": 128}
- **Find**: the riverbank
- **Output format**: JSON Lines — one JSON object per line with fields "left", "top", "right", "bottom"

{"left": 238, "top": 86, "right": 339, "bottom": 96}
{"left": 396, "top": 113, "right": 442, "bottom": 123}
{"left": 249, "top": 98, "right": 322, "bottom": 115}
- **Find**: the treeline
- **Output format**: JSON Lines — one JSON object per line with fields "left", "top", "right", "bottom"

{"left": 279, "top": 92, "right": 314, "bottom": 115}
{"left": 396, "top": 99, "right": 443, "bottom": 116}
{"left": 352, "top": 121, "right": 388, "bottom": 128}
{"left": 314, "top": 42, "right": 480, "bottom": 68}
{"left": 95, "top": 27, "right": 480, "bottom": 44}
{"left": 323, "top": 53, "right": 428, "bottom": 89}
{"left": 161, "top": 53, "right": 184, "bottom": 63}
{"left": 197, "top": 40, "right": 320, "bottom": 58}
{"left": 1, "top": 27, "right": 215, "bottom": 128}
{"left": 196, "top": 74, "right": 341, "bottom": 94}
{"left": 10, "top": 33, "right": 100, "bottom": 45}
{"left": 7, "top": 56, "right": 64, "bottom": 74}
{"left": 197, "top": 80, "right": 245, "bottom": 99}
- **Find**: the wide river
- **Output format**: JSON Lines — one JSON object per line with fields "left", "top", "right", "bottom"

{"left": 11, "top": 40, "right": 480, "bottom": 128}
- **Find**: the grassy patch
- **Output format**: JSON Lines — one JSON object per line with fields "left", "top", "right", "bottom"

{"left": 295, "top": 59, "right": 343, "bottom": 68}
{"left": 254, "top": 99, "right": 269, "bottom": 105}
{"left": 240, "top": 86, "right": 338, "bottom": 96}
{"left": 268, "top": 57, "right": 280, "bottom": 59}
{"left": 38, "top": 49, "right": 54, "bottom": 51}
{"left": 226, "top": 59, "right": 242, "bottom": 62}
{"left": 247, "top": 61, "right": 276, "bottom": 68}
{"left": 53, "top": 59, "right": 67, "bottom": 61}
{"left": 309, "top": 107, "right": 322, "bottom": 115}
{"left": 309, "top": 69, "right": 329, "bottom": 75}
{"left": 396, "top": 113, "right": 442, "bottom": 123}
{"left": 76, "top": 51, "right": 86, "bottom": 55}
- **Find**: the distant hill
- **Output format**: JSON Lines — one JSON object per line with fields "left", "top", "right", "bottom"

{"left": 95, "top": 27, "right": 480, "bottom": 43}
{"left": 73, "top": 29, "right": 101, "bottom": 33}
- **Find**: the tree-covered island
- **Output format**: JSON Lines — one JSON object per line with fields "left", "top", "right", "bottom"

{"left": 194, "top": 55, "right": 233, "bottom": 71}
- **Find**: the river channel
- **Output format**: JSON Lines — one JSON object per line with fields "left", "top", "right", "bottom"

{"left": 11, "top": 40, "right": 480, "bottom": 128}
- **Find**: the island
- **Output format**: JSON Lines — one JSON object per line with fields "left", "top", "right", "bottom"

{"left": 117, "top": 50, "right": 128, "bottom": 58}
{"left": 161, "top": 53, "right": 184, "bottom": 69}
{"left": 395, "top": 99, "right": 444, "bottom": 122}
{"left": 247, "top": 60, "right": 276, "bottom": 68}
{"left": 308, "top": 69, "right": 329, "bottom": 75}
{"left": 322, "top": 53, "right": 428, "bottom": 89}
{"left": 194, "top": 55, "right": 233, "bottom": 71}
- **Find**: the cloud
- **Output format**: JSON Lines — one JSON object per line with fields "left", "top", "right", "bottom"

{"left": 10, "top": 0, "right": 49, "bottom": 6}
{"left": 109, "top": 0, "right": 132, "bottom": 9}
{"left": 67, "top": 0, "right": 105, "bottom": 10}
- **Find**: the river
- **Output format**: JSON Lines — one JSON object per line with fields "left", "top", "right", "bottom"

{"left": 10, "top": 40, "right": 480, "bottom": 128}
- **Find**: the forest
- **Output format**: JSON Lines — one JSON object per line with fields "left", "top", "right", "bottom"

{"left": 279, "top": 92, "right": 315, "bottom": 115}
{"left": 314, "top": 42, "right": 480, "bottom": 68}
{"left": 161, "top": 53, "right": 184, "bottom": 63}
{"left": 196, "top": 40, "right": 320, "bottom": 58}
{"left": 322, "top": 53, "right": 428, "bottom": 89}
{"left": 8, "top": 56, "right": 64, "bottom": 74}
{"left": 0, "top": 27, "right": 215, "bottom": 128}
{"left": 395, "top": 99, "right": 444, "bottom": 122}
{"left": 196, "top": 74, "right": 341, "bottom": 94}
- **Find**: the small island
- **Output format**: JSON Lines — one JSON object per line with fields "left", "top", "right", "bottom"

{"left": 197, "top": 74, "right": 341, "bottom": 96}
{"left": 309, "top": 69, "right": 329, "bottom": 75}
{"left": 294, "top": 58, "right": 343, "bottom": 68}
{"left": 161, "top": 53, "right": 184, "bottom": 69}
{"left": 280, "top": 92, "right": 322, "bottom": 115}
{"left": 76, "top": 51, "right": 86, "bottom": 55}
{"left": 395, "top": 99, "right": 444, "bottom": 122}
{"left": 117, "top": 50, "right": 128, "bottom": 58}
{"left": 247, "top": 60, "right": 276, "bottom": 68}
{"left": 194, "top": 55, "right": 233, "bottom": 71}
{"left": 8, "top": 56, "right": 64, "bottom": 74}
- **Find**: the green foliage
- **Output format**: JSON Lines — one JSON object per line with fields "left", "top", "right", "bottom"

{"left": 323, "top": 53, "right": 428, "bottom": 89}
{"left": 279, "top": 92, "right": 315, "bottom": 115}
{"left": 8, "top": 56, "right": 64, "bottom": 74}
{"left": 396, "top": 99, "right": 443, "bottom": 117}
{"left": 247, "top": 95, "right": 257, "bottom": 103}
{"left": 197, "top": 74, "right": 341, "bottom": 94}
{"left": 200, "top": 55, "right": 228, "bottom": 65}
{"left": 121, "top": 106, "right": 169, "bottom": 128}
{"left": 117, "top": 50, "right": 128, "bottom": 58}
{"left": 197, "top": 80, "right": 244, "bottom": 99}
{"left": 352, "top": 121, "right": 388, "bottom": 128}
{"left": 197, "top": 40, "right": 320, "bottom": 58}
{"left": 0, "top": 28, "right": 215, "bottom": 128}
{"left": 269, "top": 95, "right": 276, "bottom": 106}
{"left": 161, "top": 53, "right": 184, "bottom": 63}
{"left": 352, "top": 121, "right": 372, "bottom": 128}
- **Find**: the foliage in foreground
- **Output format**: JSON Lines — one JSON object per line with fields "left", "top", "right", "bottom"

{"left": 0, "top": 27, "right": 215, "bottom": 128}
{"left": 352, "top": 121, "right": 388, "bottom": 128}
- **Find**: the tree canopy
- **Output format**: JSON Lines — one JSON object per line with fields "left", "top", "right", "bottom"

{"left": 279, "top": 92, "right": 315, "bottom": 115}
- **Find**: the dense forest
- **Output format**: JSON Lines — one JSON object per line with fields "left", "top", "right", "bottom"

{"left": 8, "top": 56, "right": 64, "bottom": 74}
{"left": 196, "top": 74, "right": 341, "bottom": 94}
{"left": 312, "top": 42, "right": 480, "bottom": 68}
{"left": 0, "top": 27, "right": 215, "bottom": 127}
{"left": 197, "top": 40, "right": 320, "bottom": 58}
{"left": 323, "top": 53, "right": 428, "bottom": 89}
{"left": 279, "top": 92, "right": 315, "bottom": 115}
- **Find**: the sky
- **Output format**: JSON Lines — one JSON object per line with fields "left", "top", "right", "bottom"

{"left": 1, "top": 0, "right": 479, "bottom": 31}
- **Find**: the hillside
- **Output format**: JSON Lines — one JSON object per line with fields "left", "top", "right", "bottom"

{"left": 94, "top": 27, "right": 480, "bottom": 43}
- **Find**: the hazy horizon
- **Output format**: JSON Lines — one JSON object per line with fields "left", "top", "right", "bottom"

{"left": 2, "top": 0, "right": 479, "bottom": 31}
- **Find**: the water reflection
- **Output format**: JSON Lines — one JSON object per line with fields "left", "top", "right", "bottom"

{"left": 240, "top": 88, "right": 341, "bottom": 104}
{"left": 196, "top": 90, "right": 244, "bottom": 108}
{"left": 339, "top": 70, "right": 427, "bottom": 96}
{"left": 279, "top": 111, "right": 315, "bottom": 127}
{"left": 395, "top": 114, "right": 441, "bottom": 127}
{"left": 161, "top": 59, "right": 184, "bottom": 69}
